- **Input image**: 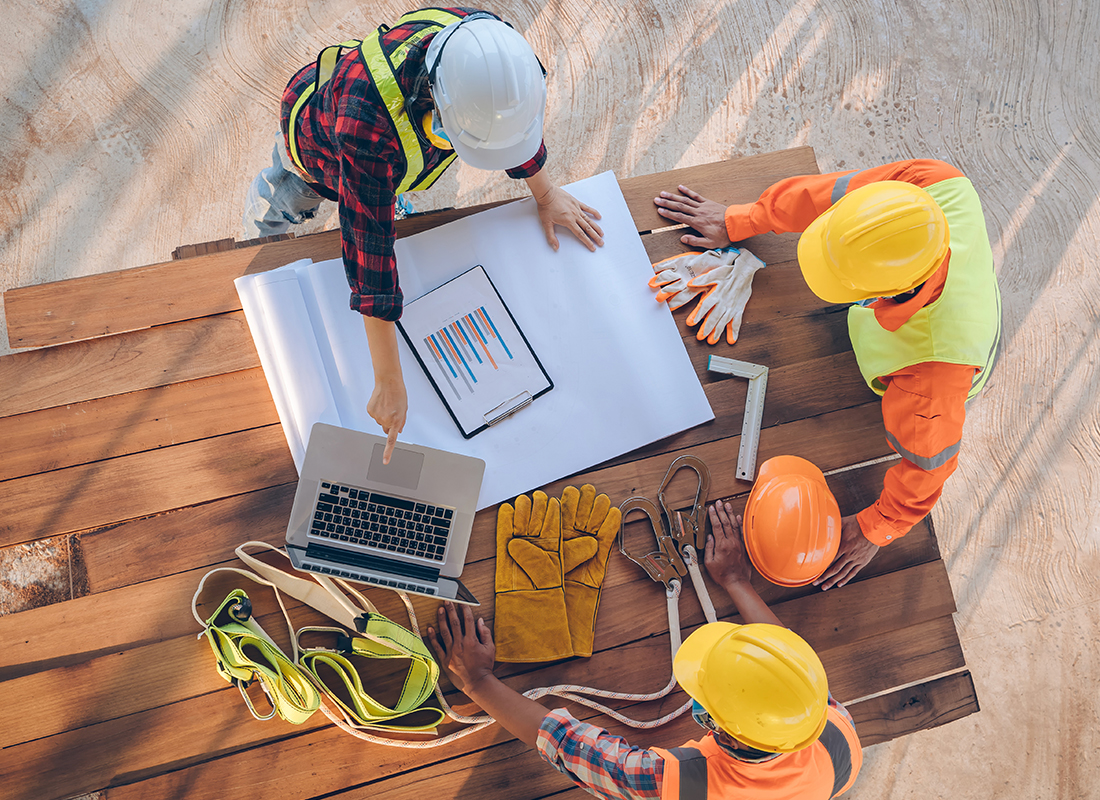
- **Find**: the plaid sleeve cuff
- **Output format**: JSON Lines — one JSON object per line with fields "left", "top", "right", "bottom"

{"left": 350, "top": 290, "right": 403, "bottom": 321}
{"left": 505, "top": 141, "right": 548, "bottom": 179}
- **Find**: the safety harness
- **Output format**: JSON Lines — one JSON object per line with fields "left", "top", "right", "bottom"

{"left": 285, "top": 8, "right": 461, "bottom": 193}
{"left": 197, "top": 455, "right": 721, "bottom": 746}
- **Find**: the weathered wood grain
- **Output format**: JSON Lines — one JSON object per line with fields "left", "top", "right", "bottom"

{"left": 0, "top": 312, "right": 259, "bottom": 418}
{"left": 0, "top": 368, "right": 278, "bottom": 481}
{"left": 3, "top": 149, "right": 819, "bottom": 350}
{"left": 0, "top": 426, "right": 296, "bottom": 548}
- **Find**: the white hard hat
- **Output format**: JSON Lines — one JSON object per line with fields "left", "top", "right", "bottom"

{"left": 425, "top": 15, "right": 546, "bottom": 171}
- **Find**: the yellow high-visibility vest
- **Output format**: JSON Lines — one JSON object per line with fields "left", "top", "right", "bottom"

{"left": 286, "top": 8, "right": 462, "bottom": 195}
{"left": 847, "top": 176, "right": 1002, "bottom": 401}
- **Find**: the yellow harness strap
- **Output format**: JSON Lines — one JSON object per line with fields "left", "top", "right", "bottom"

{"left": 192, "top": 543, "right": 444, "bottom": 734}
{"left": 297, "top": 624, "right": 443, "bottom": 732}
{"left": 286, "top": 8, "right": 462, "bottom": 190}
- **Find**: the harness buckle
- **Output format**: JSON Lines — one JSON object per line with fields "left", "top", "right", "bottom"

{"left": 618, "top": 496, "right": 686, "bottom": 590}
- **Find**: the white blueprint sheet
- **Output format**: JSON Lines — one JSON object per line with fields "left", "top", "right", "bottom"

{"left": 235, "top": 171, "right": 714, "bottom": 509}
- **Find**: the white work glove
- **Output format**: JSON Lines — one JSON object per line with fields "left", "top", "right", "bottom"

{"left": 685, "top": 247, "right": 766, "bottom": 345}
{"left": 648, "top": 249, "right": 740, "bottom": 310}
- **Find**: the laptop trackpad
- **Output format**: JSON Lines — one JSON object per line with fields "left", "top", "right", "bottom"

{"left": 367, "top": 444, "right": 424, "bottom": 491}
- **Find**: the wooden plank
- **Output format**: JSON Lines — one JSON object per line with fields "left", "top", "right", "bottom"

{"left": 462, "top": 401, "right": 891, "bottom": 565}
{"left": 4, "top": 149, "right": 817, "bottom": 350}
{"left": 816, "top": 616, "right": 964, "bottom": 702}
{"left": 0, "top": 368, "right": 277, "bottom": 481}
{"left": 0, "top": 560, "right": 956, "bottom": 799}
{"left": 0, "top": 685, "right": 331, "bottom": 800}
{"left": 847, "top": 671, "right": 979, "bottom": 747}
{"left": 78, "top": 482, "right": 297, "bottom": 594}
{"left": 0, "top": 272, "right": 852, "bottom": 480}
{"left": 619, "top": 146, "right": 820, "bottom": 233}
{"left": 72, "top": 448, "right": 917, "bottom": 600}
{"left": 71, "top": 450, "right": 920, "bottom": 614}
{"left": 0, "top": 426, "right": 296, "bottom": 549}
{"left": 6, "top": 392, "right": 886, "bottom": 565}
{"left": 0, "top": 312, "right": 258, "bottom": 418}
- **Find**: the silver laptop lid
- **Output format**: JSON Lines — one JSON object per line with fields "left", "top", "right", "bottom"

{"left": 286, "top": 423, "right": 485, "bottom": 591}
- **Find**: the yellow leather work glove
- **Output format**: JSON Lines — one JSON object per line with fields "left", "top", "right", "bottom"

{"left": 560, "top": 484, "right": 622, "bottom": 658}
{"left": 494, "top": 490, "right": 574, "bottom": 663}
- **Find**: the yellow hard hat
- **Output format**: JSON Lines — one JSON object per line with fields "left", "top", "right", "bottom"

{"left": 797, "top": 180, "right": 949, "bottom": 303}
{"left": 674, "top": 622, "right": 828, "bottom": 753}
{"left": 743, "top": 455, "right": 842, "bottom": 587}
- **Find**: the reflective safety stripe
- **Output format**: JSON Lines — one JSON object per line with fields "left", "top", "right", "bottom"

{"left": 286, "top": 8, "right": 462, "bottom": 187}
{"left": 818, "top": 720, "right": 853, "bottom": 797}
{"left": 830, "top": 169, "right": 866, "bottom": 204}
{"left": 885, "top": 428, "right": 962, "bottom": 471}
{"left": 287, "top": 39, "right": 362, "bottom": 172}
{"left": 666, "top": 747, "right": 708, "bottom": 799}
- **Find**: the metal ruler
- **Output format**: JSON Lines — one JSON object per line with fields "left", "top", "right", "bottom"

{"left": 707, "top": 355, "right": 768, "bottom": 481}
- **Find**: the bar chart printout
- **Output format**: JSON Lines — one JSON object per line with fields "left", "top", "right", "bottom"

{"left": 398, "top": 266, "right": 552, "bottom": 437}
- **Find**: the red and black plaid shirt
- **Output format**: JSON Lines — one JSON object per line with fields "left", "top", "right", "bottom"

{"left": 280, "top": 7, "right": 547, "bottom": 320}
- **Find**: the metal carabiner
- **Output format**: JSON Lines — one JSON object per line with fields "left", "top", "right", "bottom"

{"left": 618, "top": 496, "right": 686, "bottom": 590}
{"left": 657, "top": 454, "right": 711, "bottom": 555}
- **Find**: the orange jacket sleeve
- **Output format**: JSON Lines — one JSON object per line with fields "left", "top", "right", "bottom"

{"left": 856, "top": 361, "right": 976, "bottom": 545}
{"left": 723, "top": 159, "right": 965, "bottom": 241}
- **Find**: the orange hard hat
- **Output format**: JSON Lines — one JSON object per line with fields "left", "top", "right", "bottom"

{"left": 743, "top": 455, "right": 841, "bottom": 586}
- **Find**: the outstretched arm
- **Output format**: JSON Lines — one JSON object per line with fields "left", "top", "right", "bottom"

{"left": 704, "top": 501, "right": 783, "bottom": 627}
{"left": 429, "top": 602, "right": 549, "bottom": 747}
{"left": 362, "top": 316, "right": 407, "bottom": 465}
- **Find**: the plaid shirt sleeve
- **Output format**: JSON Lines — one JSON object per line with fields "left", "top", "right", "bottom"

{"left": 536, "top": 709, "right": 664, "bottom": 800}
{"left": 281, "top": 9, "right": 549, "bottom": 322}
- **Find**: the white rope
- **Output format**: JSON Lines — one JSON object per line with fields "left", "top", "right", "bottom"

{"left": 682, "top": 546, "right": 718, "bottom": 624}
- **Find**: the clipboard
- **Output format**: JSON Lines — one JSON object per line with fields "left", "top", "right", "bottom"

{"left": 396, "top": 265, "right": 553, "bottom": 438}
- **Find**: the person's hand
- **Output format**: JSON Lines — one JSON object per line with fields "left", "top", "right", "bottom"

{"left": 653, "top": 185, "right": 732, "bottom": 249}
{"left": 704, "top": 501, "right": 754, "bottom": 590}
{"left": 428, "top": 602, "right": 496, "bottom": 694}
{"left": 814, "top": 514, "right": 880, "bottom": 591}
{"left": 366, "top": 374, "right": 407, "bottom": 464}
{"left": 534, "top": 186, "right": 604, "bottom": 252}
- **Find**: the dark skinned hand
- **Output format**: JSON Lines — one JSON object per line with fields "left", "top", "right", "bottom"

{"left": 652, "top": 185, "right": 733, "bottom": 249}
{"left": 814, "top": 514, "right": 880, "bottom": 590}
{"left": 428, "top": 601, "right": 495, "bottom": 694}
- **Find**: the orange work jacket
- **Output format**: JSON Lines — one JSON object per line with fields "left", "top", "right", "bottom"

{"left": 724, "top": 159, "right": 987, "bottom": 545}
{"left": 652, "top": 706, "right": 861, "bottom": 799}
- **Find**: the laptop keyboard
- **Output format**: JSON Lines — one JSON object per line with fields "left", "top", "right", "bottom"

{"left": 310, "top": 480, "right": 455, "bottom": 563}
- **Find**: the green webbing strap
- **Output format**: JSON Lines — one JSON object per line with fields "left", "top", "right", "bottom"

{"left": 194, "top": 544, "right": 445, "bottom": 735}
{"left": 297, "top": 623, "right": 443, "bottom": 732}
{"left": 199, "top": 587, "right": 322, "bottom": 725}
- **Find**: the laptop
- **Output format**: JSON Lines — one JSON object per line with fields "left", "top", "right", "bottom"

{"left": 285, "top": 422, "right": 486, "bottom": 605}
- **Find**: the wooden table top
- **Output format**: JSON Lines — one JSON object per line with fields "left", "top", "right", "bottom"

{"left": 0, "top": 147, "right": 977, "bottom": 800}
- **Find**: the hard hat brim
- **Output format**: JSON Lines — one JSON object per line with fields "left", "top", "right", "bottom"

{"left": 447, "top": 116, "right": 544, "bottom": 171}
{"left": 797, "top": 208, "right": 873, "bottom": 304}
{"left": 673, "top": 622, "right": 741, "bottom": 704}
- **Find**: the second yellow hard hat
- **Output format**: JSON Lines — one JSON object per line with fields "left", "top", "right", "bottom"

{"left": 674, "top": 622, "right": 829, "bottom": 753}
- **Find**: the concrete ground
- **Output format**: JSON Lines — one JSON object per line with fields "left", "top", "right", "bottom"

{"left": 2, "top": 0, "right": 1098, "bottom": 797}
